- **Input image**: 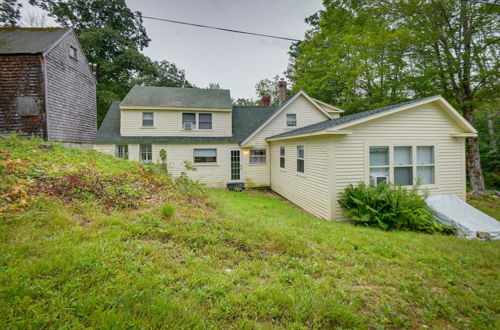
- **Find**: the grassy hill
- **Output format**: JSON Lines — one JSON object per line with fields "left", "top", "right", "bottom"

{"left": 1, "top": 135, "right": 498, "bottom": 329}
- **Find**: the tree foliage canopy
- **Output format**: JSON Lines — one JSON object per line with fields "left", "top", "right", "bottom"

{"left": 0, "top": 0, "right": 22, "bottom": 26}
{"left": 288, "top": 0, "right": 499, "bottom": 191}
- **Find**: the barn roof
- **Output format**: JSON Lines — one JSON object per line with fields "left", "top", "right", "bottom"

{"left": 0, "top": 27, "right": 70, "bottom": 55}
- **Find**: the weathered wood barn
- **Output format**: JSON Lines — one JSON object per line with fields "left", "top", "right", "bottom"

{"left": 0, "top": 27, "right": 96, "bottom": 144}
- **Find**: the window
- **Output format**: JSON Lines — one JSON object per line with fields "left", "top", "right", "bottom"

{"left": 69, "top": 46, "right": 77, "bottom": 60}
{"left": 286, "top": 113, "right": 297, "bottom": 127}
{"left": 394, "top": 146, "right": 412, "bottom": 185}
{"left": 194, "top": 148, "right": 217, "bottom": 163}
{"left": 140, "top": 144, "right": 152, "bottom": 162}
{"left": 115, "top": 144, "right": 128, "bottom": 159}
{"left": 249, "top": 149, "right": 266, "bottom": 164}
{"left": 297, "top": 145, "right": 305, "bottom": 173}
{"left": 369, "top": 146, "right": 390, "bottom": 185}
{"left": 199, "top": 113, "right": 212, "bottom": 129}
{"left": 417, "top": 146, "right": 435, "bottom": 184}
{"left": 182, "top": 113, "right": 196, "bottom": 129}
{"left": 142, "top": 112, "right": 154, "bottom": 127}
{"left": 369, "top": 145, "right": 435, "bottom": 186}
{"left": 280, "top": 146, "right": 285, "bottom": 168}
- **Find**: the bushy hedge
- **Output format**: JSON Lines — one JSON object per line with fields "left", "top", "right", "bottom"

{"left": 339, "top": 183, "right": 453, "bottom": 234}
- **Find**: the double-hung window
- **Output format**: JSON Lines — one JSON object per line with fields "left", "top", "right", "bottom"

{"left": 69, "top": 46, "right": 77, "bottom": 60}
{"left": 182, "top": 113, "right": 196, "bottom": 129}
{"left": 199, "top": 113, "right": 212, "bottom": 129}
{"left": 369, "top": 145, "right": 435, "bottom": 186}
{"left": 194, "top": 148, "right": 217, "bottom": 164}
{"left": 286, "top": 113, "right": 297, "bottom": 127}
{"left": 249, "top": 149, "right": 266, "bottom": 164}
{"left": 142, "top": 112, "right": 154, "bottom": 127}
{"left": 416, "top": 146, "right": 435, "bottom": 184}
{"left": 140, "top": 144, "right": 152, "bottom": 162}
{"left": 369, "top": 147, "right": 390, "bottom": 185}
{"left": 297, "top": 145, "right": 305, "bottom": 173}
{"left": 279, "top": 146, "right": 285, "bottom": 168}
{"left": 115, "top": 144, "right": 128, "bottom": 159}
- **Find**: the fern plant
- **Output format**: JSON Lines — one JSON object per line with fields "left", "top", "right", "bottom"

{"left": 339, "top": 182, "right": 454, "bottom": 234}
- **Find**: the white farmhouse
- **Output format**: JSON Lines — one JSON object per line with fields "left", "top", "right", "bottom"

{"left": 94, "top": 84, "right": 476, "bottom": 221}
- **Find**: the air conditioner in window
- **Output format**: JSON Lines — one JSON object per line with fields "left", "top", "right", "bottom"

{"left": 370, "top": 175, "right": 389, "bottom": 185}
{"left": 183, "top": 122, "right": 194, "bottom": 130}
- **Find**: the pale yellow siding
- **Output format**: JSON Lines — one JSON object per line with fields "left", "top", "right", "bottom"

{"left": 246, "top": 95, "right": 331, "bottom": 148}
{"left": 269, "top": 137, "right": 332, "bottom": 220}
{"left": 94, "top": 143, "right": 238, "bottom": 188}
{"left": 241, "top": 147, "right": 270, "bottom": 187}
{"left": 120, "top": 110, "right": 232, "bottom": 137}
{"left": 243, "top": 95, "right": 331, "bottom": 187}
{"left": 93, "top": 144, "right": 114, "bottom": 155}
{"left": 331, "top": 102, "right": 467, "bottom": 220}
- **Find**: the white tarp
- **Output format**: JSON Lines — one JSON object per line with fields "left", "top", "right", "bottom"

{"left": 426, "top": 194, "right": 500, "bottom": 240}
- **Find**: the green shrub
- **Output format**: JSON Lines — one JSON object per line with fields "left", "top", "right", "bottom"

{"left": 338, "top": 182, "right": 453, "bottom": 234}
{"left": 161, "top": 203, "right": 175, "bottom": 218}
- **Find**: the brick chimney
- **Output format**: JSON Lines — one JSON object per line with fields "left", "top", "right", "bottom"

{"left": 262, "top": 96, "right": 271, "bottom": 106}
{"left": 278, "top": 79, "right": 287, "bottom": 103}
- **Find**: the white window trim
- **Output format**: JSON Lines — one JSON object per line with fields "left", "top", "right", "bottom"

{"left": 285, "top": 113, "right": 298, "bottom": 129}
{"left": 193, "top": 148, "right": 218, "bottom": 165}
{"left": 296, "top": 144, "right": 306, "bottom": 177}
{"left": 142, "top": 112, "right": 154, "bottom": 128}
{"left": 115, "top": 144, "right": 129, "bottom": 159}
{"left": 279, "top": 146, "right": 286, "bottom": 170}
{"left": 139, "top": 144, "right": 152, "bottom": 163}
{"left": 249, "top": 148, "right": 267, "bottom": 165}
{"left": 182, "top": 112, "right": 213, "bottom": 131}
{"left": 365, "top": 142, "right": 438, "bottom": 188}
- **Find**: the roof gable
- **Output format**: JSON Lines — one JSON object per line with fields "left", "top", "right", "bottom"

{"left": 240, "top": 90, "right": 332, "bottom": 146}
{"left": 267, "top": 95, "right": 477, "bottom": 141}
{"left": 0, "top": 27, "right": 70, "bottom": 55}
{"left": 120, "top": 86, "right": 233, "bottom": 110}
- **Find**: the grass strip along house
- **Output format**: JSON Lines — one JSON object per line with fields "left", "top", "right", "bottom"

{"left": 94, "top": 85, "right": 477, "bottom": 221}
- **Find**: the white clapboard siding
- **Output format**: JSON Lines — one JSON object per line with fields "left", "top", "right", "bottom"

{"left": 94, "top": 143, "right": 238, "bottom": 188}
{"left": 120, "top": 110, "right": 232, "bottom": 137}
{"left": 241, "top": 146, "right": 270, "bottom": 187}
{"left": 246, "top": 95, "right": 330, "bottom": 148}
{"left": 332, "top": 102, "right": 466, "bottom": 220}
{"left": 269, "top": 137, "right": 332, "bottom": 220}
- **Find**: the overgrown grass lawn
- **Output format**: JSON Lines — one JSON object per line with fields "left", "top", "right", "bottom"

{"left": 1, "top": 137, "right": 499, "bottom": 328}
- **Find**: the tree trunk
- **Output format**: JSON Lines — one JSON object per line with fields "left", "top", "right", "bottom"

{"left": 487, "top": 109, "right": 497, "bottom": 149}
{"left": 462, "top": 105, "right": 486, "bottom": 193}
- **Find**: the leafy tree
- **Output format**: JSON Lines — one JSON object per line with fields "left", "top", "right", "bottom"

{"left": 233, "top": 97, "right": 257, "bottom": 106}
{"left": 0, "top": 0, "right": 22, "bottom": 26}
{"left": 255, "top": 75, "right": 283, "bottom": 105}
{"left": 207, "top": 82, "right": 222, "bottom": 89}
{"left": 289, "top": 0, "right": 499, "bottom": 192}
{"left": 29, "top": 0, "right": 191, "bottom": 125}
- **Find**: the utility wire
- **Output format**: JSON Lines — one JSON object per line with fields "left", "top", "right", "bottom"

{"left": 142, "top": 15, "right": 302, "bottom": 42}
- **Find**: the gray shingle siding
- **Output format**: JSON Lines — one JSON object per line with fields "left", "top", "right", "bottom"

{"left": 45, "top": 30, "right": 96, "bottom": 143}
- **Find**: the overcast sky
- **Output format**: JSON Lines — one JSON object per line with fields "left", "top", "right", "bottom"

{"left": 20, "top": 0, "right": 323, "bottom": 100}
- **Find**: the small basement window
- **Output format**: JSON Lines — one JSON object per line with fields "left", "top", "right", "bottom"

{"left": 249, "top": 149, "right": 266, "bottom": 164}
{"left": 194, "top": 148, "right": 217, "bottom": 164}
{"left": 69, "top": 46, "right": 77, "bottom": 60}
{"left": 115, "top": 144, "right": 128, "bottom": 159}
{"left": 142, "top": 112, "right": 154, "bottom": 127}
{"left": 140, "top": 144, "right": 152, "bottom": 162}
{"left": 297, "top": 145, "right": 305, "bottom": 173}
{"left": 279, "top": 146, "right": 285, "bottom": 168}
{"left": 286, "top": 113, "right": 297, "bottom": 127}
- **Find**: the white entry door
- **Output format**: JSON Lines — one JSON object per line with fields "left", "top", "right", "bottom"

{"left": 229, "top": 149, "right": 242, "bottom": 182}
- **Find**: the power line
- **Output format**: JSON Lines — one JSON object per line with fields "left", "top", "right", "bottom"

{"left": 142, "top": 15, "right": 302, "bottom": 42}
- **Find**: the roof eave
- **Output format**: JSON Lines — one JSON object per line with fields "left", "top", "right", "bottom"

{"left": 266, "top": 130, "right": 353, "bottom": 142}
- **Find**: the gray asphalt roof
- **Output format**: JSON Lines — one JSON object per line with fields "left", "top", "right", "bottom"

{"left": 94, "top": 102, "right": 278, "bottom": 144}
{"left": 120, "top": 86, "right": 233, "bottom": 109}
{"left": 266, "top": 95, "right": 441, "bottom": 140}
{"left": 0, "top": 27, "right": 69, "bottom": 54}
